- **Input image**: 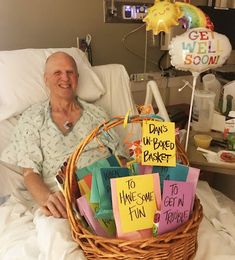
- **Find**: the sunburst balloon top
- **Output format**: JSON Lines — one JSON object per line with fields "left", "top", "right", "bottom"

{"left": 143, "top": 0, "right": 183, "bottom": 35}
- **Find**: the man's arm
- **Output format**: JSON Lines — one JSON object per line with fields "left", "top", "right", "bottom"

{"left": 23, "top": 168, "right": 67, "bottom": 218}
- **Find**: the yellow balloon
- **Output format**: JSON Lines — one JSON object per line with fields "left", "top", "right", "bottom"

{"left": 143, "top": 0, "right": 183, "bottom": 35}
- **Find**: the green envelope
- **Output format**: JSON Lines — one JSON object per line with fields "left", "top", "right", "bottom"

{"left": 95, "top": 167, "right": 130, "bottom": 219}
{"left": 76, "top": 155, "right": 121, "bottom": 204}
{"left": 153, "top": 163, "right": 189, "bottom": 192}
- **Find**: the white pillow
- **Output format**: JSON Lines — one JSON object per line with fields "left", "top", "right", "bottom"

{"left": 0, "top": 48, "right": 105, "bottom": 122}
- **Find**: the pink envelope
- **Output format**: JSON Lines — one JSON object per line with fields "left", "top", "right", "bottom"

{"left": 186, "top": 167, "right": 200, "bottom": 212}
{"left": 77, "top": 196, "right": 111, "bottom": 237}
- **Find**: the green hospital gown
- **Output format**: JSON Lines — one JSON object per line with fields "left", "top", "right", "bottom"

{"left": 0, "top": 98, "right": 127, "bottom": 192}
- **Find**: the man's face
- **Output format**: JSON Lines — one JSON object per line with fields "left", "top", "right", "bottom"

{"left": 44, "top": 53, "right": 78, "bottom": 100}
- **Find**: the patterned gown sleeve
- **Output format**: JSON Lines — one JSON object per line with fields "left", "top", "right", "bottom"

{"left": 0, "top": 106, "right": 44, "bottom": 175}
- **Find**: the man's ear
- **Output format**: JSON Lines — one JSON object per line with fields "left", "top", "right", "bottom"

{"left": 44, "top": 73, "right": 48, "bottom": 86}
{"left": 44, "top": 73, "right": 51, "bottom": 96}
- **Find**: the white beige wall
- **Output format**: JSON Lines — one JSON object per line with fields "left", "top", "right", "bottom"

{"left": 0, "top": 0, "right": 162, "bottom": 74}
{"left": 0, "top": 0, "right": 208, "bottom": 74}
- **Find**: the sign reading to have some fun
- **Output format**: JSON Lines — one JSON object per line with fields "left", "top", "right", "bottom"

{"left": 142, "top": 120, "right": 176, "bottom": 166}
{"left": 111, "top": 174, "right": 159, "bottom": 233}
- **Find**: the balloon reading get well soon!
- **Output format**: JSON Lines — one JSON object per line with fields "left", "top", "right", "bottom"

{"left": 143, "top": 0, "right": 214, "bottom": 35}
{"left": 169, "top": 27, "right": 232, "bottom": 75}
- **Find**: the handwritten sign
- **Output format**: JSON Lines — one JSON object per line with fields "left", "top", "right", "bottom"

{"left": 158, "top": 180, "right": 193, "bottom": 235}
{"left": 112, "top": 174, "right": 159, "bottom": 233}
{"left": 142, "top": 120, "right": 176, "bottom": 166}
{"left": 111, "top": 180, "right": 153, "bottom": 240}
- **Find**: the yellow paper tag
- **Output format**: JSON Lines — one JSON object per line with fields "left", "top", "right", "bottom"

{"left": 78, "top": 179, "right": 90, "bottom": 196}
{"left": 123, "top": 109, "right": 131, "bottom": 128}
{"left": 142, "top": 120, "right": 176, "bottom": 166}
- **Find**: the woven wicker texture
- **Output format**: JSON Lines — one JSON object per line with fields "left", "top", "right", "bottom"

{"left": 64, "top": 115, "right": 203, "bottom": 260}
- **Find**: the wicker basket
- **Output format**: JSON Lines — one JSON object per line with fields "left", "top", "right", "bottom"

{"left": 64, "top": 115, "right": 203, "bottom": 260}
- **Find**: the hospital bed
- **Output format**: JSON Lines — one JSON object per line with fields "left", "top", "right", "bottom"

{"left": 0, "top": 48, "right": 235, "bottom": 259}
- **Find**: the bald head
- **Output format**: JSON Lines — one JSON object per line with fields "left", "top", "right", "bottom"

{"left": 44, "top": 52, "right": 78, "bottom": 75}
{"left": 44, "top": 51, "right": 79, "bottom": 100}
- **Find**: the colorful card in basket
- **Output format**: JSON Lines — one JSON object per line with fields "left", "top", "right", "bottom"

{"left": 77, "top": 192, "right": 116, "bottom": 237}
{"left": 142, "top": 120, "right": 176, "bottom": 167}
{"left": 75, "top": 155, "right": 121, "bottom": 204}
{"left": 187, "top": 166, "right": 200, "bottom": 212}
{"left": 95, "top": 167, "right": 130, "bottom": 219}
{"left": 153, "top": 163, "right": 189, "bottom": 192}
{"left": 126, "top": 160, "right": 153, "bottom": 175}
{"left": 152, "top": 163, "right": 200, "bottom": 210}
{"left": 76, "top": 155, "right": 121, "bottom": 180}
{"left": 111, "top": 174, "right": 161, "bottom": 233}
{"left": 158, "top": 180, "right": 193, "bottom": 235}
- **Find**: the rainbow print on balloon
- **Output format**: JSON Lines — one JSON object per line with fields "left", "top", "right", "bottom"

{"left": 176, "top": 2, "right": 214, "bottom": 31}
{"left": 143, "top": 0, "right": 214, "bottom": 35}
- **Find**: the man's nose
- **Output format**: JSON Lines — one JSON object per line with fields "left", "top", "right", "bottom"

{"left": 60, "top": 72, "right": 69, "bottom": 80}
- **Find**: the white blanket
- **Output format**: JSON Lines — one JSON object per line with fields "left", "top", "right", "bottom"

{"left": 0, "top": 196, "right": 86, "bottom": 260}
{"left": 195, "top": 181, "right": 235, "bottom": 260}
{"left": 0, "top": 175, "right": 235, "bottom": 259}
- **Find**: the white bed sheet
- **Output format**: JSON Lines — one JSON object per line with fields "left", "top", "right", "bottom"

{"left": 195, "top": 181, "right": 235, "bottom": 260}
{"left": 1, "top": 163, "right": 235, "bottom": 260}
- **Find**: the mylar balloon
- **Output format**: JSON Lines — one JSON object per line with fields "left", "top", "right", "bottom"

{"left": 169, "top": 27, "right": 232, "bottom": 74}
{"left": 143, "top": 0, "right": 182, "bottom": 35}
{"left": 176, "top": 2, "right": 214, "bottom": 30}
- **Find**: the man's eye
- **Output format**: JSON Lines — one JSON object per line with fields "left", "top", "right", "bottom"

{"left": 54, "top": 71, "right": 61, "bottom": 76}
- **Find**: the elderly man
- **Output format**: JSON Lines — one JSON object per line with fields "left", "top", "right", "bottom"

{"left": 0, "top": 52, "right": 126, "bottom": 260}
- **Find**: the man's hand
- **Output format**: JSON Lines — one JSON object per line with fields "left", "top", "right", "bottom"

{"left": 23, "top": 168, "right": 68, "bottom": 219}
{"left": 41, "top": 191, "right": 68, "bottom": 219}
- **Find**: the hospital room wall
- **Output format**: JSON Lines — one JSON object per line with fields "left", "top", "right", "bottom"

{"left": 0, "top": 0, "right": 164, "bottom": 75}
